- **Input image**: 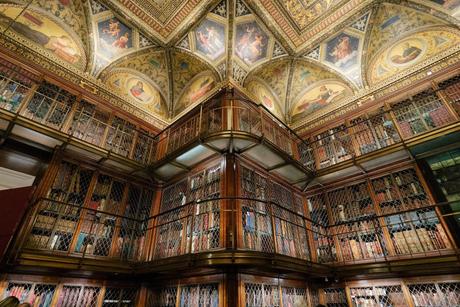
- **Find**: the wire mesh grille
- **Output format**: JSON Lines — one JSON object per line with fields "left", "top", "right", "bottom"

{"left": 179, "top": 283, "right": 219, "bottom": 307}
{"left": 281, "top": 287, "right": 308, "bottom": 307}
{"left": 161, "top": 179, "right": 188, "bottom": 213}
{"left": 408, "top": 283, "right": 444, "bottom": 307}
{"left": 327, "top": 181, "right": 374, "bottom": 225}
{"left": 309, "top": 288, "right": 320, "bottom": 307}
{"left": 371, "top": 168, "right": 430, "bottom": 215}
{"left": 349, "top": 109, "right": 401, "bottom": 156}
{"left": 244, "top": 283, "right": 280, "bottom": 307}
{"left": 56, "top": 285, "right": 101, "bottom": 307}
{"left": 323, "top": 288, "right": 348, "bottom": 306}
{"left": 240, "top": 167, "right": 274, "bottom": 253}
{"left": 102, "top": 287, "right": 137, "bottom": 307}
{"left": 69, "top": 100, "right": 110, "bottom": 146}
{"left": 350, "top": 285, "right": 406, "bottom": 307}
{"left": 385, "top": 209, "right": 451, "bottom": 256}
{"left": 104, "top": 116, "right": 135, "bottom": 158}
{"left": 312, "top": 124, "right": 354, "bottom": 169}
{"left": 440, "top": 74, "right": 460, "bottom": 116}
{"left": 392, "top": 90, "right": 455, "bottom": 139}
{"left": 146, "top": 286, "right": 178, "bottom": 307}
{"left": 4, "top": 282, "right": 56, "bottom": 306}
{"left": 26, "top": 161, "right": 93, "bottom": 252}
{"left": 0, "top": 73, "right": 32, "bottom": 112}
{"left": 22, "top": 81, "right": 76, "bottom": 130}
{"left": 438, "top": 282, "right": 460, "bottom": 306}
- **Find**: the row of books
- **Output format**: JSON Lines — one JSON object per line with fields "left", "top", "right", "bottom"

{"left": 190, "top": 230, "right": 220, "bottom": 253}
{"left": 339, "top": 236, "right": 384, "bottom": 261}
{"left": 391, "top": 224, "right": 451, "bottom": 255}
{"left": 179, "top": 285, "right": 219, "bottom": 307}
{"left": 243, "top": 210, "right": 271, "bottom": 233}
{"left": 56, "top": 286, "right": 101, "bottom": 307}
{"left": 244, "top": 232, "right": 273, "bottom": 252}
{"left": 245, "top": 284, "right": 279, "bottom": 306}
{"left": 5, "top": 283, "right": 55, "bottom": 307}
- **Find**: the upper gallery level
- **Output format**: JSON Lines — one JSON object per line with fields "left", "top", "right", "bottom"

{"left": 0, "top": 0, "right": 459, "bottom": 132}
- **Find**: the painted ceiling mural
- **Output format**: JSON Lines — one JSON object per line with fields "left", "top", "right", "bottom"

{"left": 1, "top": 0, "right": 460, "bottom": 129}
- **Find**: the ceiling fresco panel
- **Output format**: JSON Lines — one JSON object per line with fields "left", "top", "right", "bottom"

{"left": 246, "top": 79, "right": 283, "bottom": 119}
{"left": 175, "top": 71, "right": 217, "bottom": 115}
{"left": 0, "top": 3, "right": 87, "bottom": 70}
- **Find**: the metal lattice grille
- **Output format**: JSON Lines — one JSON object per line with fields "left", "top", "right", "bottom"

{"left": 161, "top": 179, "right": 188, "bottom": 213}
{"left": 154, "top": 206, "right": 190, "bottom": 259}
{"left": 323, "top": 288, "right": 348, "bottom": 306}
{"left": 245, "top": 283, "right": 280, "bottom": 307}
{"left": 102, "top": 287, "right": 137, "bottom": 307}
{"left": 371, "top": 168, "right": 431, "bottom": 215}
{"left": 241, "top": 166, "right": 274, "bottom": 253}
{"left": 167, "top": 116, "right": 200, "bottom": 154}
{"left": 385, "top": 209, "right": 451, "bottom": 256}
{"left": 190, "top": 200, "right": 221, "bottom": 253}
{"left": 438, "top": 282, "right": 460, "bottom": 306}
{"left": 4, "top": 282, "right": 56, "bottom": 306}
{"left": 75, "top": 174, "right": 126, "bottom": 257}
{"left": 392, "top": 90, "right": 455, "bottom": 139}
{"left": 440, "top": 74, "right": 460, "bottom": 116}
{"left": 336, "top": 221, "right": 386, "bottom": 262}
{"left": 179, "top": 283, "right": 219, "bottom": 307}
{"left": 281, "top": 287, "right": 308, "bottom": 307}
{"left": 146, "top": 286, "right": 178, "bottom": 307}
{"left": 56, "top": 285, "right": 101, "bottom": 307}
{"left": 26, "top": 162, "right": 93, "bottom": 252}
{"left": 69, "top": 100, "right": 110, "bottom": 147}
{"left": 309, "top": 288, "right": 320, "bottom": 307}
{"left": 22, "top": 81, "right": 76, "bottom": 130}
{"left": 104, "top": 117, "right": 136, "bottom": 158}
{"left": 272, "top": 205, "right": 310, "bottom": 260}
{"left": 349, "top": 110, "right": 401, "bottom": 156}
{"left": 350, "top": 285, "right": 406, "bottom": 307}
{"left": 408, "top": 283, "right": 444, "bottom": 307}
{"left": 312, "top": 225, "right": 336, "bottom": 263}
{"left": 313, "top": 125, "right": 354, "bottom": 169}
{"left": 0, "top": 74, "right": 31, "bottom": 112}
{"left": 327, "top": 181, "right": 374, "bottom": 225}
{"left": 133, "top": 129, "right": 157, "bottom": 164}
{"left": 269, "top": 182, "right": 294, "bottom": 211}
{"left": 307, "top": 194, "right": 329, "bottom": 226}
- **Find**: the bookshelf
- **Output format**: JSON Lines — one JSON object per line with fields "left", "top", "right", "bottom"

{"left": 179, "top": 283, "right": 219, "bottom": 307}
{"left": 102, "top": 287, "right": 137, "bottom": 307}
{"left": 22, "top": 81, "right": 76, "bottom": 130}
{"left": 57, "top": 285, "right": 101, "bottom": 307}
{"left": 349, "top": 285, "right": 406, "bottom": 307}
{"left": 322, "top": 288, "right": 348, "bottom": 307}
{"left": 244, "top": 283, "right": 280, "bottom": 307}
{"left": 26, "top": 161, "right": 94, "bottom": 252}
{"left": 240, "top": 166, "right": 274, "bottom": 253}
{"left": 307, "top": 194, "right": 336, "bottom": 263}
{"left": 3, "top": 281, "right": 56, "bottom": 306}
{"left": 281, "top": 286, "right": 309, "bottom": 307}
{"left": 391, "top": 90, "right": 455, "bottom": 139}
{"left": 69, "top": 100, "right": 111, "bottom": 147}
{"left": 313, "top": 124, "right": 353, "bottom": 169}
{"left": 154, "top": 164, "right": 222, "bottom": 259}
{"left": 147, "top": 286, "right": 178, "bottom": 307}
{"left": 371, "top": 168, "right": 430, "bottom": 215}
{"left": 74, "top": 174, "right": 126, "bottom": 257}
{"left": 104, "top": 116, "right": 136, "bottom": 157}
{"left": 440, "top": 74, "right": 460, "bottom": 115}
{"left": 385, "top": 209, "right": 451, "bottom": 255}
{"left": 348, "top": 110, "right": 400, "bottom": 156}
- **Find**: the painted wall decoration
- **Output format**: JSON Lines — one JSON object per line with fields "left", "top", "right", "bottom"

{"left": 195, "top": 18, "right": 225, "bottom": 61}
{"left": 429, "top": 0, "right": 460, "bottom": 17}
{"left": 291, "top": 81, "right": 352, "bottom": 119}
{"left": 106, "top": 71, "right": 166, "bottom": 117}
{"left": 235, "top": 21, "right": 269, "bottom": 65}
{"left": 277, "top": 0, "right": 341, "bottom": 30}
{"left": 368, "top": 29, "right": 460, "bottom": 84}
{"left": 97, "top": 17, "right": 133, "bottom": 59}
{"left": 246, "top": 79, "right": 282, "bottom": 118}
{"left": 0, "top": 5, "right": 85, "bottom": 67}
{"left": 175, "top": 72, "right": 216, "bottom": 114}
{"left": 325, "top": 32, "right": 359, "bottom": 70}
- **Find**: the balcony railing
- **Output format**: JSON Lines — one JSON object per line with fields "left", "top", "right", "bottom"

{"left": 306, "top": 84, "right": 460, "bottom": 170}
{"left": 0, "top": 75, "right": 159, "bottom": 165}
{"left": 20, "top": 195, "right": 459, "bottom": 268}
{"left": 152, "top": 99, "right": 314, "bottom": 170}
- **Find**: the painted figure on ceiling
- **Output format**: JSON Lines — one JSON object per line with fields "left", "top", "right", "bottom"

{"left": 235, "top": 23, "right": 268, "bottom": 64}
{"left": 296, "top": 85, "right": 342, "bottom": 113}
{"left": 103, "top": 19, "right": 121, "bottom": 37}
{"left": 194, "top": 19, "right": 225, "bottom": 60}
{"left": 130, "top": 81, "right": 150, "bottom": 102}
{"left": 0, "top": 10, "right": 80, "bottom": 64}
{"left": 390, "top": 42, "right": 422, "bottom": 64}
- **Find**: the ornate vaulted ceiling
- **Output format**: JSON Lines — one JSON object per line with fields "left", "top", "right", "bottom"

{"left": 0, "top": 0, "right": 459, "bottom": 131}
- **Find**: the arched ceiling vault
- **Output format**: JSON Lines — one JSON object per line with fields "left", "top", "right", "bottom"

{"left": 0, "top": 0, "right": 459, "bottom": 129}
